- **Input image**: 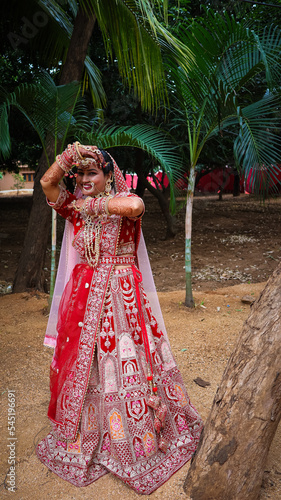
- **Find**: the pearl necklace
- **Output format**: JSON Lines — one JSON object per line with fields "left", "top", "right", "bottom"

{"left": 82, "top": 192, "right": 107, "bottom": 267}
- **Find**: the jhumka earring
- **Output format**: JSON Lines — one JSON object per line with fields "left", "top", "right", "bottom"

{"left": 105, "top": 178, "right": 112, "bottom": 194}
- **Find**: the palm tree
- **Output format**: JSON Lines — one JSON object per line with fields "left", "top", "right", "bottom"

{"left": 168, "top": 10, "right": 281, "bottom": 306}
{"left": 2, "top": 0, "right": 189, "bottom": 292}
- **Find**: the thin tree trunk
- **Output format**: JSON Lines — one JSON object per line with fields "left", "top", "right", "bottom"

{"left": 184, "top": 263, "right": 281, "bottom": 500}
{"left": 136, "top": 167, "right": 177, "bottom": 239}
{"left": 184, "top": 165, "right": 195, "bottom": 307}
{"left": 135, "top": 149, "right": 146, "bottom": 198}
{"left": 13, "top": 8, "right": 96, "bottom": 292}
{"left": 233, "top": 169, "right": 240, "bottom": 197}
{"left": 135, "top": 175, "right": 146, "bottom": 198}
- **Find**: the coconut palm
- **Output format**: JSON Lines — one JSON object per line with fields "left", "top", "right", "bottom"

{"left": 168, "top": 10, "right": 281, "bottom": 306}
{"left": 5, "top": 0, "right": 191, "bottom": 112}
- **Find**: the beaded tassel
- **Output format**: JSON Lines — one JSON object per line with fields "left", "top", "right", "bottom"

{"left": 83, "top": 215, "right": 103, "bottom": 267}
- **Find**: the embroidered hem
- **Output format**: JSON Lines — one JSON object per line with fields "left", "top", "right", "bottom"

{"left": 36, "top": 432, "right": 197, "bottom": 493}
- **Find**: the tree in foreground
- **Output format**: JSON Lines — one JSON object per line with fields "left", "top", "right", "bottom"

{"left": 168, "top": 10, "right": 281, "bottom": 307}
{"left": 183, "top": 261, "right": 281, "bottom": 499}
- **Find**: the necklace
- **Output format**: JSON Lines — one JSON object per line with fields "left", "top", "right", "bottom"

{"left": 82, "top": 192, "right": 107, "bottom": 267}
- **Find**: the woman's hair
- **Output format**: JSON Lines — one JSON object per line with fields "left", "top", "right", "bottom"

{"left": 100, "top": 149, "right": 114, "bottom": 174}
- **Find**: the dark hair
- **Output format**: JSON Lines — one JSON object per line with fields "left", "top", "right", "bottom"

{"left": 63, "top": 167, "right": 77, "bottom": 193}
{"left": 100, "top": 150, "right": 114, "bottom": 174}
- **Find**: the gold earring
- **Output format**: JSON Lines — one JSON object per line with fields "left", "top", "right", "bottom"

{"left": 105, "top": 178, "right": 112, "bottom": 194}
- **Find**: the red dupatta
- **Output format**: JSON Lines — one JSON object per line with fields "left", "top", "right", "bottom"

{"left": 48, "top": 215, "right": 123, "bottom": 442}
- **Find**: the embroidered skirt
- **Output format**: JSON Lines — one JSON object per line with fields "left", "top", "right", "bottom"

{"left": 36, "top": 268, "right": 203, "bottom": 494}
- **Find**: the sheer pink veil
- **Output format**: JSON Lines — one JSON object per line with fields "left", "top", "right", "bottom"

{"left": 137, "top": 232, "right": 169, "bottom": 345}
{"left": 44, "top": 193, "right": 81, "bottom": 348}
{"left": 44, "top": 155, "right": 169, "bottom": 347}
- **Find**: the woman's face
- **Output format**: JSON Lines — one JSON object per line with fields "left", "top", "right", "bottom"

{"left": 76, "top": 166, "right": 111, "bottom": 197}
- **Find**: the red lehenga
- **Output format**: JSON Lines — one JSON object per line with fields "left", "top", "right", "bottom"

{"left": 36, "top": 185, "right": 203, "bottom": 495}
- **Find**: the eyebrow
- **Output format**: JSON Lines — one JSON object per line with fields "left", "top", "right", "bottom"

{"left": 77, "top": 169, "right": 99, "bottom": 174}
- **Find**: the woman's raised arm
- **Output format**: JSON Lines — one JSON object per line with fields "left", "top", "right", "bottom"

{"left": 107, "top": 196, "right": 144, "bottom": 219}
{"left": 40, "top": 161, "right": 64, "bottom": 203}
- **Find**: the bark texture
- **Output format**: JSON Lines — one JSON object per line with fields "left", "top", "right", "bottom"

{"left": 59, "top": 8, "right": 96, "bottom": 86}
{"left": 13, "top": 144, "right": 53, "bottom": 292}
{"left": 13, "top": 8, "right": 96, "bottom": 292}
{"left": 184, "top": 263, "right": 281, "bottom": 500}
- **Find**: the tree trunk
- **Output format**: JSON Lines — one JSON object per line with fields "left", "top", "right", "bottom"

{"left": 184, "top": 263, "right": 281, "bottom": 500}
{"left": 233, "top": 169, "right": 240, "bottom": 197}
{"left": 184, "top": 165, "right": 195, "bottom": 307}
{"left": 135, "top": 176, "right": 146, "bottom": 198}
{"left": 136, "top": 167, "right": 177, "bottom": 239}
{"left": 59, "top": 8, "right": 96, "bottom": 85}
{"left": 13, "top": 144, "right": 52, "bottom": 292}
{"left": 135, "top": 149, "right": 146, "bottom": 198}
{"left": 13, "top": 8, "right": 96, "bottom": 292}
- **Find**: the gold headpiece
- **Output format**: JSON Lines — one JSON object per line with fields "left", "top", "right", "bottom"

{"left": 74, "top": 142, "right": 105, "bottom": 169}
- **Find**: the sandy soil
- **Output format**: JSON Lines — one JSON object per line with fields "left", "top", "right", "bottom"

{"left": 1, "top": 192, "right": 281, "bottom": 499}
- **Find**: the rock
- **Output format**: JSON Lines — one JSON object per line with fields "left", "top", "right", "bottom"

{"left": 194, "top": 377, "right": 211, "bottom": 388}
{"left": 241, "top": 295, "right": 255, "bottom": 305}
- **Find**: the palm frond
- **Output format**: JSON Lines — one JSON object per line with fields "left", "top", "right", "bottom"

{"left": 35, "top": 0, "right": 72, "bottom": 65}
{"left": 233, "top": 95, "right": 281, "bottom": 193}
{"left": 81, "top": 0, "right": 168, "bottom": 112}
{"left": 168, "top": 10, "right": 281, "bottom": 179}
{"left": 82, "top": 56, "right": 106, "bottom": 109}
{"left": 0, "top": 72, "right": 92, "bottom": 163}
{"left": 0, "top": 104, "right": 11, "bottom": 160}
{"left": 175, "top": 10, "right": 281, "bottom": 95}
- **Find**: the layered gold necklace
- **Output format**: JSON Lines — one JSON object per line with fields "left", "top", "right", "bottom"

{"left": 82, "top": 193, "right": 107, "bottom": 267}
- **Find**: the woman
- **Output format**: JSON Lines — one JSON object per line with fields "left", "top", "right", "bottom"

{"left": 36, "top": 143, "right": 203, "bottom": 494}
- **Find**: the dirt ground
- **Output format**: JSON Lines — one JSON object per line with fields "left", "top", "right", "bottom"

{"left": 1, "top": 191, "right": 281, "bottom": 499}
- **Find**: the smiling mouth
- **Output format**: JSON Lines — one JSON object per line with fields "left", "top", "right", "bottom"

{"left": 82, "top": 183, "right": 95, "bottom": 191}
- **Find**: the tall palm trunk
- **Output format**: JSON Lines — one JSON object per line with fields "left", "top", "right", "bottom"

{"left": 13, "top": 8, "right": 96, "bottom": 292}
{"left": 184, "top": 164, "right": 196, "bottom": 307}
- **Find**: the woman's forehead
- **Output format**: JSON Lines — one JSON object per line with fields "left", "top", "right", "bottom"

{"left": 77, "top": 166, "right": 102, "bottom": 174}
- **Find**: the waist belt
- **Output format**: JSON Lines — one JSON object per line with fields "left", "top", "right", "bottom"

{"left": 99, "top": 255, "right": 136, "bottom": 265}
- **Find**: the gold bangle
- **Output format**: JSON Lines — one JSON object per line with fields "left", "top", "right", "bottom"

{"left": 56, "top": 154, "right": 68, "bottom": 172}
{"left": 105, "top": 195, "right": 113, "bottom": 216}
